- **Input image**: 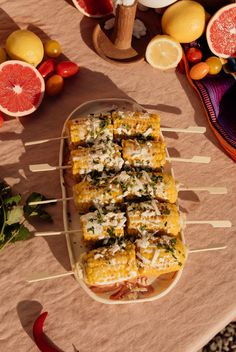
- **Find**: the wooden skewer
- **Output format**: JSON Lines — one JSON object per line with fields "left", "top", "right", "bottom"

{"left": 29, "top": 163, "right": 71, "bottom": 172}
{"left": 28, "top": 197, "right": 73, "bottom": 206}
{"left": 188, "top": 246, "right": 227, "bottom": 254}
{"left": 29, "top": 155, "right": 211, "bottom": 173}
{"left": 186, "top": 220, "right": 232, "bottom": 228}
{"left": 161, "top": 126, "right": 206, "bottom": 134}
{"left": 26, "top": 245, "right": 227, "bottom": 283}
{"left": 35, "top": 229, "right": 82, "bottom": 237}
{"left": 179, "top": 186, "right": 227, "bottom": 194}
{"left": 35, "top": 218, "right": 231, "bottom": 237}
{"left": 166, "top": 156, "right": 211, "bottom": 164}
{"left": 24, "top": 126, "right": 206, "bottom": 147}
{"left": 25, "top": 136, "right": 67, "bottom": 146}
{"left": 26, "top": 271, "right": 74, "bottom": 283}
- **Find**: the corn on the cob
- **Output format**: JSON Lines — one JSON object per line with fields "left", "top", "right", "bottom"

{"left": 122, "top": 139, "right": 166, "bottom": 169}
{"left": 112, "top": 111, "right": 160, "bottom": 140}
{"left": 111, "top": 170, "right": 177, "bottom": 203}
{"left": 127, "top": 200, "right": 181, "bottom": 237}
{"left": 80, "top": 210, "right": 126, "bottom": 242}
{"left": 71, "top": 142, "right": 124, "bottom": 179}
{"left": 66, "top": 114, "right": 113, "bottom": 148}
{"left": 81, "top": 242, "right": 138, "bottom": 285}
{"left": 73, "top": 174, "right": 123, "bottom": 213}
{"left": 135, "top": 235, "right": 186, "bottom": 277}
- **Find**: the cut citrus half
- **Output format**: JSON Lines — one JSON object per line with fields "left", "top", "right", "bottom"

{"left": 206, "top": 3, "right": 236, "bottom": 58}
{"left": 145, "top": 35, "right": 183, "bottom": 70}
{"left": 72, "top": 0, "right": 113, "bottom": 18}
{"left": 0, "top": 60, "right": 45, "bottom": 117}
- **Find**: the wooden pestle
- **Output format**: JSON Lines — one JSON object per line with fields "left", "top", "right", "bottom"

{"left": 112, "top": 1, "right": 138, "bottom": 50}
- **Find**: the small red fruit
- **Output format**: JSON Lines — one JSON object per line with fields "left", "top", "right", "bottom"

{"left": 186, "top": 47, "right": 203, "bottom": 64}
{"left": 46, "top": 74, "right": 64, "bottom": 96}
{"left": 56, "top": 61, "right": 79, "bottom": 78}
{"left": 0, "top": 111, "right": 4, "bottom": 127}
{"left": 38, "top": 59, "right": 56, "bottom": 79}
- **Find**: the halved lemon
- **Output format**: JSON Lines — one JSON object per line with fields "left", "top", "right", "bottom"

{"left": 145, "top": 35, "right": 183, "bottom": 70}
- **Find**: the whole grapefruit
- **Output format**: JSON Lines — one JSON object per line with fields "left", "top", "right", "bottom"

{"left": 6, "top": 30, "right": 44, "bottom": 67}
{"left": 0, "top": 60, "right": 45, "bottom": 117}
{"left": 206, "top": 4, "right": 236, "bottom": 58}
{"left": 161, "top": 0, "right": 206, "bottom": 43}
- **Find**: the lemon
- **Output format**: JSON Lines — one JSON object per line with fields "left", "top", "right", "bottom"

{"left": 6, "top": 30, "right": 44, "bottom": 66}
{"left": 161, "top": 0, "right": 206, "bottom": 43}
{"left": 145, "top": 35, "right": 182, "bottom": 70}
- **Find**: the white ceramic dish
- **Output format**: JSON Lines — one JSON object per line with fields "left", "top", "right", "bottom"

{"left": 59, "top": 98, "right": 185, "bottom": 304}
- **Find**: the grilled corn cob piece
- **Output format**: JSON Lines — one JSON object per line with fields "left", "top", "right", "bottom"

{"left": 103, "top": 170, "right": 177, "bottom": 203}
{"left": 81, "top": 242, "right": 138, "bottom": 285}
{"left": 127, "top": 200, "right": 181, "bottom": 237}
{"left": 112, "top": 111, "right": 160, "bottom": 140}
{"left": 73, "top": 174, "right": 123, "bottom": 213}
{"left": 122, "top": 139, "right": 166, "bottom": 169}
{"left": 80, "top": 210, "right": 126, "bottom": 242}
{"left": 135, "top": 235, "right": 187, "bottom": 277}
{"left": 66, "top": 114, "right": 113, "bottom": 148}
{"left": 71, "top": 142, "right": 124, "bottom": 179}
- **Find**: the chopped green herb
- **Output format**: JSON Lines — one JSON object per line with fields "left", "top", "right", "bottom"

{"left": 107, "top": 227, "right": 115, "bottom": 237}
{"left": 88, "top": 226, "right": 95, "bottom": 233}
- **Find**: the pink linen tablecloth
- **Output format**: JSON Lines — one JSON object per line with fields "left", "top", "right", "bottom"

{"left": 0, "top": 1, "right": 235, "bottom": 351}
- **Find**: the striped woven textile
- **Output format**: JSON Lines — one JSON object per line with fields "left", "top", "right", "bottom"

{"left": 179, "top": 49, "right": 236, "bottom": 161}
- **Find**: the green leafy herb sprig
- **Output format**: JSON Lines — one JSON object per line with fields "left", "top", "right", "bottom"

{"left": 0, "top": 181, "right": 53, "bottom": 251}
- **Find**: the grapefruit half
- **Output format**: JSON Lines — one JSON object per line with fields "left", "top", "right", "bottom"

{"left": 206, "top": 4, "right": 236, "bottom": 58}
{"left": 72, "top": 0, "right": 113, "bottom": 17}
{"left": 0, "top": 60, "right": 45, "bottom": 117}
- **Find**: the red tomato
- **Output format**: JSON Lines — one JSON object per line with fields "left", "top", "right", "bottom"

{"left": 56, "top": 61, "right": 79, "bottom": 78}
{"left": 37, "top": 59, "right": 56, "bottom": 79}
{"left": 0, "top": 111, "right": 4, "bottom": 127}
{"left": 186, "top": 47, "right": 203, "bottom": 64}
{"left": 46, "top": 74, "right": 64, "bottom": 96}
{"left": 189, "top": 62, "right": 209, "bottom": 80}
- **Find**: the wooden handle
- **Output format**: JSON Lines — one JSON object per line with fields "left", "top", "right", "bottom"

{"left": 179, "top": 186, "right": 227, "bottom": 194}
{"left": 113, "top": 2, "right": 137, "bottom": 50}
{"left": 161, "top": 126, "right": 206, "bottom": 134}
{"left": 186, "top": 220, "right": 232, "bottom": 228}
{"left": 29, "top": 163, "right": 71, "bottom": 172}
{"left": 26, "top": 271, "right": 74, "bottom": 283}
{"left": 167, "top": 156, "right": 211, "bottom": 163}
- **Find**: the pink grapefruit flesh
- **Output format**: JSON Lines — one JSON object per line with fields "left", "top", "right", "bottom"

{"left": 206, "top": 4, "right": 236, "bottom": 59}
{"left": 0, "top": 60, "right": 45, "bottom": 117}
{"left": 72, "top": 0, "right": 113, "bottom": 17}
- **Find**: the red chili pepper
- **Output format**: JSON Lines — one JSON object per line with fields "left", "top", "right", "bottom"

{"left": 33, "top": 312, "right": 60, "bottom": 352}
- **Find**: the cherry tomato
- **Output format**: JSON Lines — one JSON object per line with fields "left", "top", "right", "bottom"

{"left": 44, "top": 40, "right": 62, "bottom": 58}
{"left": 0, "top": 47, "right": 7, "bottom": 64}
{"left": 46, "top": 74, "right": 64, "bottom": 96}
{"left": 56, "top": 61, "right": 79, "bottom": 78}
{"left": 37, "top": 59, "right": 56, "bottom": 79}
{"left": 186, "top": 47, "right": 203, "bottom": 64}
{"left": 0, "top": 111, "right": 4, "bottom": 127}
{"left": 205, "top": 56, "right": 222, "bottom": 75}
{"left": 189, "top": 62, "right": 209, "bottom": 80}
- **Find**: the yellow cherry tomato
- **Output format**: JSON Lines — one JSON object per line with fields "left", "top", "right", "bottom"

{"left": 46, "top": 74, "right": 64, "bottom": 96}
{"left": 44, "top": 40, "right": 62, "bottom": 58}
{"left": 189, "top": 62, "right": 209, "bottom": 80}
{"left": 205, "top": 56, "right": 222, "bottom": 75}
{"left": 0, "top": 47, "right": 7, "bottom": 64}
